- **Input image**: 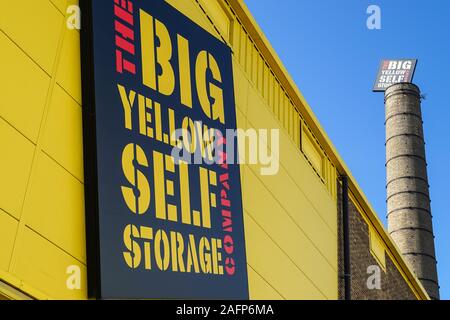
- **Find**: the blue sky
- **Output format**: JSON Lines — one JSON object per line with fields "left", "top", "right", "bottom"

{"left": 244, "top": 0, "right": 450, "bottom": 299}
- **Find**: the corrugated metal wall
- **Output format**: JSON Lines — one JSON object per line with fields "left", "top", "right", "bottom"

{"left": 0, "top": 0, "right": 340, "bottom": 299}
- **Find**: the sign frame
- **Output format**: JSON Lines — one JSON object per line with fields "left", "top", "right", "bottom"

{"left": 80, "top": 0, "right": 249, "bottom": 300}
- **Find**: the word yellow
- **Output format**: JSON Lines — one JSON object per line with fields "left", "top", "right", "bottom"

{"left": 123, "top": 224, "right": 224, "bottom": 274}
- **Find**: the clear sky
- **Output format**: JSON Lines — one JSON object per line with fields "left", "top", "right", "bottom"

{"left": 244, "top": 0, "right": 450, "bottom": 299}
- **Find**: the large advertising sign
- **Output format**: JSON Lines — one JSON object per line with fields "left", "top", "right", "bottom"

{"left": 373, "top": 59, "right": 417, "bottom": 92}
{"left": 80, "top": 0, "right": 248, "bottom": 299}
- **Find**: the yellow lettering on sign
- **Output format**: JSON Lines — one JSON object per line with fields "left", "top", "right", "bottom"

{"left": 140, "top": 9, "right": 227, "bottom": 125}
{"left": 153, "top": 150, "right": 167, "bottom": 220}
{"left": 179, "top": 160, "right": 192, "bottom": 225}
{"left": 199, "top": 237, "right": 212, "bottom": 274}
{"left": 199, "top": 167, "right": 211, "bottom": 228}
{"left": 140, "top": 10, "right": 156, "bottom": 90}
{"left": 212, "top": 238, "right": 219, "bottom": 275}
{"left": 168, "top": 107, "right": 177, "bottom": 146}
{"left": 121, "top": 143, "right": 151, "bottom": 214}
{"left": 196, "top": 51, "right": 225, "bottom": 124}
{"left": 138, "top": 95, "right": 154, "bottom": 138}
{"left": 195, "top": 121, "right": 215, "bottom": 162}
{"left": 140, "top": 10, "right": 175, "bottom": 96}
{"left": 181, "top": 116, "right": 197, "bottom": 153}
{"left": 154, "top": 102, "right": 163, "bottom": 142}
{"left": 123, "top": 225, "right": 225, "bottom": 274}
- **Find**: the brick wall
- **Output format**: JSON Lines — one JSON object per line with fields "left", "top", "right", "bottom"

{"left": 337, "top": 184, "right": 417, "bottom": 300}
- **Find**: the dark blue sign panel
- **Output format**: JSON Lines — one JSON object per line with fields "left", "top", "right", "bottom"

{"left": 80, "top": 0, "right": 248, "bottom": 299}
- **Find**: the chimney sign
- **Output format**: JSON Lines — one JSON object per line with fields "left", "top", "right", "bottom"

{"left": 373, "top": 59, "right": 417, "bottom": 92}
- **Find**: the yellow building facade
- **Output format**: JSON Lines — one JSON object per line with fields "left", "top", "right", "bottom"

{"left": 0, "top": 0, "right": 428, "bottom": 299}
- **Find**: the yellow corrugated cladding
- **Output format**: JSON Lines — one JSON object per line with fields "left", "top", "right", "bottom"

{"left": 0, "top": 0, "right": 86, "bottom": 299}
{"left": 0, "top": 0, "right": 337, "bottom": 299}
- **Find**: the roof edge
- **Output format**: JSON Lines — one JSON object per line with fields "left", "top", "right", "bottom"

{"left": 227, "top": 0, "right": 430, "bottom": 300}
